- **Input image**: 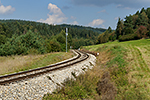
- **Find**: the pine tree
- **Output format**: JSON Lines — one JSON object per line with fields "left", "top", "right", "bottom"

{"left": 135, "top": 11, "right": 140, "bottom": 15}
{"left": 137, "top": 12, "right": 149, "bottom": 26}
{"left": 140, "top": 7, "right": 146, "bottom": 14}
{"left": 146, "top": 8, "right": 150, "bottom": 24}
{"left": 124, "top": 15, "right": 134, "bottom": 29}
{"left": 107, "top": 26, "right": 112, "bottom": 33}
{"left": 116, "top": 18, "right": 124, "bottom": 38}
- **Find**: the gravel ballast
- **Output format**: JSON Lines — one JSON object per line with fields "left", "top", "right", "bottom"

{"left": 0, "top": 53, "right": 96, "bottom": 100}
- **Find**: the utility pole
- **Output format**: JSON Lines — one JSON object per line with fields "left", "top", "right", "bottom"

{"left": 66, "top": 28, "right": 68, "bottom": 53}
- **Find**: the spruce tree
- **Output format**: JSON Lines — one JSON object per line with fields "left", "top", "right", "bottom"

{"left": 116, "top": 18, "right": 124, "bottom": 38}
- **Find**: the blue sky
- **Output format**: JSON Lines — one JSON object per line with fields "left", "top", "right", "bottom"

{"left": 0, "top": 0, "right": 150, "bottom": 29}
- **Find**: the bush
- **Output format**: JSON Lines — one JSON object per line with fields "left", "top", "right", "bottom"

{"left": 49, "top": 38, "right": 61, "bottom": 52}
{"left": 123, "top": 27, "right": 134, "bottom": 35}
{"left": 119, "top": 34, "right": 139, "bottom": 42}
{"left": 0, "top": 34, "right": 7, "bottom": 45}
{"left": 136, "top": 26, "right": 148, "bottom": 38}
{"left": 0, "top": 30, "right": 46, "bottom": 56}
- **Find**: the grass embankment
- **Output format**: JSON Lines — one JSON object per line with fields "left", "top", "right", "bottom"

{"left": 0, "top": 52, "right": 73, "bottom": 76}
{"left": 43, "top": 39, "right": 150, "bottom": 100}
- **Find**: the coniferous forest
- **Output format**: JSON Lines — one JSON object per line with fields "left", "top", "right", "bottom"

{"left": 1, "top": 7, "right": 150, "bottom": 56}
{"left": 97, "top": 7, "right": 150, "bottom": 44}
{"left": 0, "top": 19, "right": 106, "bottom": 56}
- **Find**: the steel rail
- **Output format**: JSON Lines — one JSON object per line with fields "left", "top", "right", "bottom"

{"left": 0, "top": 50, "right": 89, "bottom": 85}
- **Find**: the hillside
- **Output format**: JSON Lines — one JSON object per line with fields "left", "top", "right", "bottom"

{"left": 96, "top": 7, "right": 150, "bottom": 45}
{"left": 0, "top": 19, "right": 106, "bottom": 56}
{"left": 60, "top": 24, "right": 106, "bottom": 34}
{"left": 0, "top": 19, "right": 106, "bottom": 38}
{"left": 116, "top": 7, "right": 150, "bottom": 41}
{"left": 43, "top": 39, "right": 150, "bottom": 99}
{"left": 83, "top": 39, "right": 150, "bottom": 99}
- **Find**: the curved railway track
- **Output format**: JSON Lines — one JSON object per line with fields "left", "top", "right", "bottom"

{"left": 0, "top": 50, "right": 89, "bottom": 85}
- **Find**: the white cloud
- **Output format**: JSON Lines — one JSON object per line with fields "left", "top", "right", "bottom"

{"left": 48, "top": 3, "right": 62, "bottom": 14}
{"left": 72, "top": 21, "right": 78, "bottom": 25}
{"left": 88, "top": 19, "right": 104, "bottom": 26}
{"left": 116, "top": 4, "right": 122, "bottom": 8}
{"left": 0, "top": 5, "right": 15, "bottom": 14}
{"left": 116, "top": 4, "right": 131, "bottom": 9}
{"left": 70, "top": 16, "right": 76, "bottom": 20}
{"left": 124, "top": 7, "right": 131, "bottom": 10}
{"left": 98, "top": 9, "right": 106, "bottom": 13}
{"left": 37, "top": 3, "right": 67, "bottom": 24}
{"left": 66, "top": 21, "right": 79, "bottom": 25}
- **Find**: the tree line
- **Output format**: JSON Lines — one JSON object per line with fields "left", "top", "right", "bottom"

{"left": 2, "top": 7, "right": 148, "bottom": 56}
{"left": 97, "top": 7, "right": 150, "bottom": 44}
{"left": 0, "top": 19, "right": 106, "bottom": 56}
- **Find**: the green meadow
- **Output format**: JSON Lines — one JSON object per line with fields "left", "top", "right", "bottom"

{"left": 43, "top": 39, "right": 150, "bottom": 100}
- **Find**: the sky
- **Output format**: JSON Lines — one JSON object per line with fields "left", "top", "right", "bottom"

{"left": 0, "top": 0, "right": 150, "bottom": 29}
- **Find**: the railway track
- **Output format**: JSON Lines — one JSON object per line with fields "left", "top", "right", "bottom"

{"left": 0, "top": 50, "right": 89, "bottom": 85}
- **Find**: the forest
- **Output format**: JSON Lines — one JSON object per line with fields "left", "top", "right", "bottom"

{"left": 97, "top": 7, "right": 150, "bottom": 44}
{"left": 0, "top": 19, "right": 106, "bottom": 56}
{"left": 1, "top": 7, "right": 149, "bottom": 56}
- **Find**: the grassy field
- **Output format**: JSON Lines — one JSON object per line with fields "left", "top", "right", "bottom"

{"left": 0, "top": 51, "right": 73, "bottom": 76}
{"left": 84, "top": 39, "right": 150, "bottom": 99}
{"left": 43, "top": 39, "right": 150, "bottom": 100}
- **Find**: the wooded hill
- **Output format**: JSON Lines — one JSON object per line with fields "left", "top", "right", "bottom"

{"left": 60, "top": 24, "right": 106, "bottom": 34}
{"left": 0, "top": 19, "right": 106, "bottom": 56}
{"left": 97, "top": 7, "right": 150, "bottom": 44}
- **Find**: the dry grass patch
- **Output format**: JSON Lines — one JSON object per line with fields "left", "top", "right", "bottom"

{"left": 137, "top": 46, "right": 150, "bottom": 67}
{"left": 0, "top": 55, "right": 43, "bottom": 75}
{"left": 97, "top": 51, "right": 111, "bottom": 65}
{"left": 0, "top": 52, "right": 73, "bottom": 75}
{"left": 97, "top": 71, "right": 117, "bottom": 100}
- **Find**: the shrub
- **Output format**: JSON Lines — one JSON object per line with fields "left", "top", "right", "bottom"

{"left": 49, "top": 39, "right": 61, "bottom": 52}
{"left": 136, "top": 26, "right": 148, "bottom": 38}
{"left": 0, "top": 30, "right": 46, "bottom": 56}
{"left": 0, "top": 34, "right": 7, "bottom": 45}
{"left": 119, "top": 34, "right": 139, "bottom": 42}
